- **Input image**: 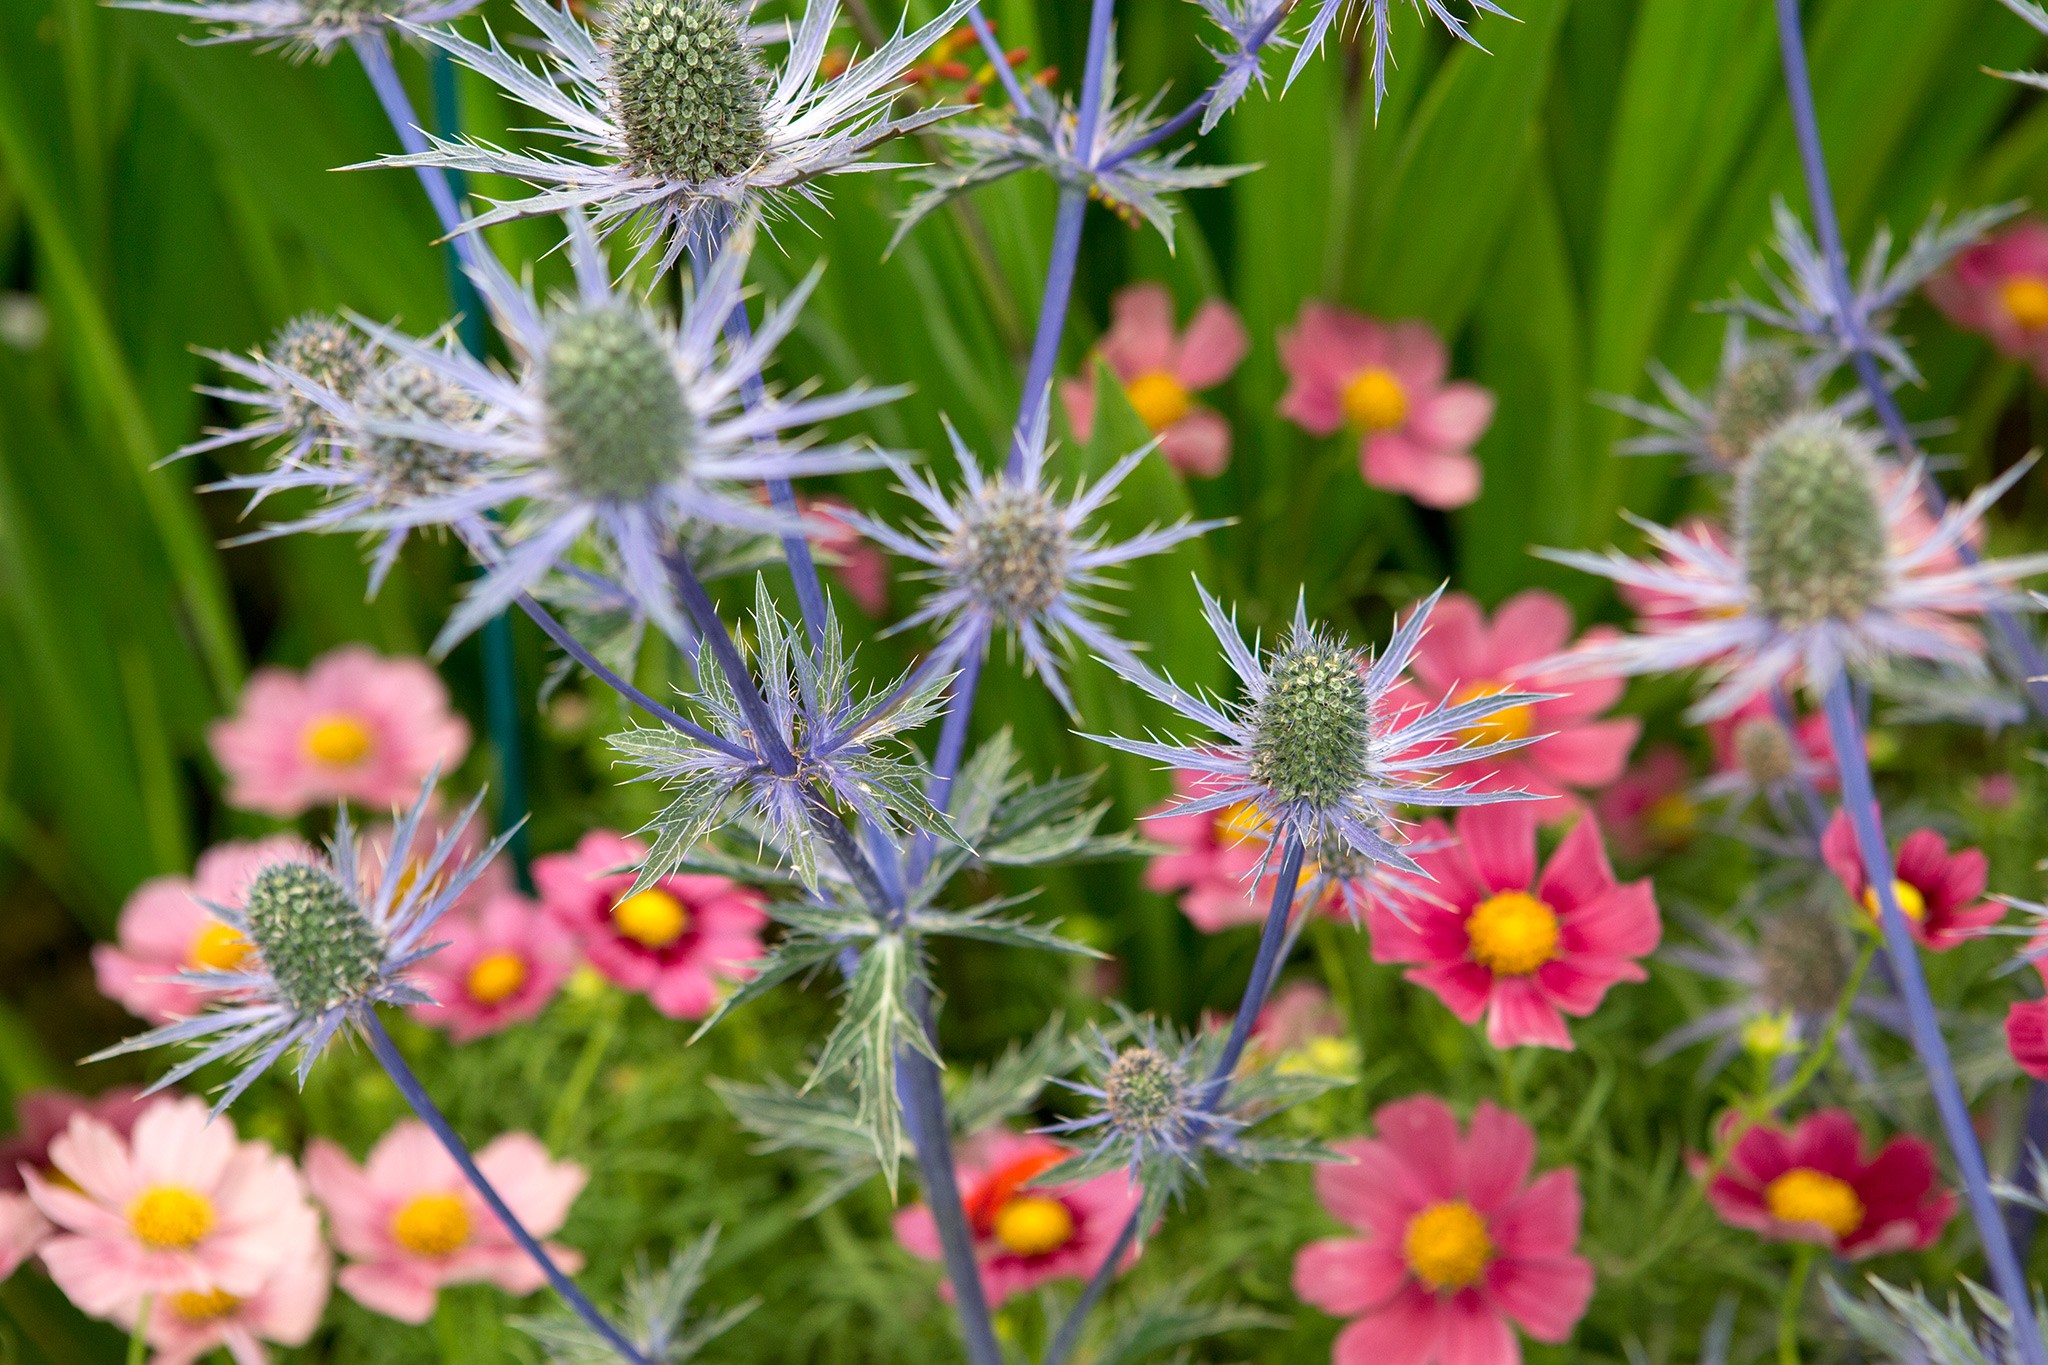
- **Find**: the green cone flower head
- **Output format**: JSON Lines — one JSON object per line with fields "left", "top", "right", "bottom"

{"left": 359, "top": 358, "right": 486, "bottom": 498}
{"left": 542, "top": 301, "right": 692, "bottom": 503}
{"left": 945, "top": 482, "right": 1071, "bottom": 623}
{"left": 606, "top": 0, "right": 770, "bottom": 185}
{"left": 1103, "top": 1045, "right": 1189, "bottom": 1147}
{"left": 268, "top": 313, "right": 375, "bottom": 445}
{"left": 1707, "top": 342, "right": 1805, "bottom": 468}
{"left": 1739, "top": 414, "right": 1888, "bottom": 628}
{"left": 1248, "top": 629, "right": 1374, "bottom": 810}
{"left": 243, "top": 862, "right": 385, "bottom": 1016}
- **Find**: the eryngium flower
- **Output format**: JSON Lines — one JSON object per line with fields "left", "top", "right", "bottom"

{"left": 1290, "top": 0, "right": 1511, "bottom": 116}
{"left": 178, "top": 313, "right": 378, "bottom": 470}
{"left": 116, "top": 0, "right": 480, "bottom": 62}
{"left": 1043, "top": 1017, "right": 1222, "bottom": 1176}
{"left": 89, "top": 779, "right": 514, "bottom": 1112}
{"left": 1190, "top": 0, "right": 1295, "bottom": 134}
{"left": 1542, "top": 414, "right": 2048, "bottom": 718}
{"left": 325, "top": 214, "right": 889, "bottom": 651}
{"left": 381, "top": 0, "right": 976, "bottom": 272}
{"left": 841, "top": 402, "right": 1223, "bottom": 716}
{"left": 1088, "top": 585, "right": 1545, "bottom": 878}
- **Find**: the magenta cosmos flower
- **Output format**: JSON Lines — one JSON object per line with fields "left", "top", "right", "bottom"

{"left": 119, "top": 1239, "right": 330, "bottom": 1365}
{"left": 305, "top": 1120, "right": 585, "bottom": 1324}
{"left": 1060, "top": 282, "right": 1248, "bottom": 477}
{"left": 894, "top": 1129, "right": 1141, "bottom": 1308}
{"left": 1594, "top": 744, "right": 1698, "bottom": 862}
{"left": 1819, "top": 809, "right": 2002, "bottom": 952}
{"left": 93, "top": 836, "right": 311, "bottom": 1024}
{"left": 1388, "top": 590, "right": 1640, "bottom": 802}
{"left": 407, "top": 891, "right": 579, "bottom": 1043}
{"left": 1367, "top": 804, "right": 1661, "bottom": 1051}
{"left": 23, "top": 1095, "right": 323, "bottom": 1319}
{"left": 1278, "top": 304, "right": 1496, "bottom": 509}
{"left": 1928, "top": 218, "right": 2048, "bottom": 380}
{"left": 2007, "top": 958, "right": 2048, "bottom": 1079}
{"left": 1700, "top": 1109, "right": 1954, "bottom": 1258}
{"left": 207, "top": 645, "right": 471, "bottom": 817}
{"left": 1293, "top": 1095, "right": 1593, "bottom": 1365}
{"left": 532, "top": 830, "right": 768, "bottom": 1019}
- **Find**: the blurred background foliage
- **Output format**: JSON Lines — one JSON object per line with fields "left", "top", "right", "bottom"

{"left": 2, "top": 0, "right": 2048, "bottom": 1359}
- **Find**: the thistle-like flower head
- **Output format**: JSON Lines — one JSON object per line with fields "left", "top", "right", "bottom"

{"left": 380, "top": 0, "right": 978, "bottom": 272}
{"left": 89, "top": 777, "right": 514, "bottom": 1112}
{"left": 1043, "top": 1016, "right": 1217, "bottom": 1177}
{"left": 177, "top": 312, "right": 377, "bottom": 469}
{"left": 1087, "top": 584, "right": 1545, "bottom": 877}
{"left": 116, "top": 0, "right": 480, "bottom": 62}
{"left": 843, "top": 402, "right": 1223, "bottom": 716}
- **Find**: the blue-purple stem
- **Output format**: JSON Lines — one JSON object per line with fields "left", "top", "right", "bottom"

{"left": 363, "top": 1013, "right": 647, "bottom": 1365}
{"left": 662, "top": 552, "right": 798, "bottom": 778}
{"left": 1099, "top": 6, "right": 1292, "bottom": 171}
{"left": 2006, "top": 1077, "right": 2048, "bottom": 1260}
{"left": 1821, "top": 677, "right": 2046, "bottom": 1363}
{"left": 964, "top": 7, "right": 1032, "bottom": 113}
{"left": 351, "top": 35, "right": 484, "bottom": 280}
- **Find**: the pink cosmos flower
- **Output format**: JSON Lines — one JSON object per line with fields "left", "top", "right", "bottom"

{"left": 1142, "top": 770, "right": 1284, "bottom": 932}
{"left": 25, "top": 1096, "right": 322, "bottom": 1318}
{"left": 1293, "top": 1094, "right": 1593, "bottom": 1365}
{"left": 0, "top": 1088, "right": 152, "bottom": 1190}
{"left": 1819, "top": 809, "right": 2002, "bottom": 952}
{"left": 1387, "top": 590, "right": 1640, "bottom": 802}
{"left": 305, "top": 1120, "right": 585, "bottom": 1324}
{"left": 1254, "top": 981, "right": 1346, "bottom": 1057}
{"left": 1928, "top": 219, "right": 2048, "bottom": 380}
{"left": 119, "top": 1241, "right": 331, "bottom": 1365}
{"left": 893, "top": 1130, "right": 1141, "bottom": 1307}
{"left": 1367, "top": 805, "right": 1661, "bottom": 1051}
{"left": 208, "top": 645, "right": 471, "bottom": 817}
{"left": 804, "top": 495, "right": 891, "bottom": 616}
{"left": 407, "top": 891, "right": 579, "bottom": 1042}
{"left": 2007, "top": 962, "right": 2048, "bottom": 1079}
{"left": 0, "top": 1192, "right": 50, "bottom": 1283}
{"left": 1700, "top": 1109, "right": 1954, "bottom": 1259}
{"left": 1278, "top": 305, "right": 1495, "bottom": 509}
{"left": 1594, "top": 744, "right": 1697, "bottom": 862}
{"left": 361, "top": 807, "right": 512, "bottom": 923}
{"left": 532, "top": 830, "right": 768, "bottom": 1019}
{"left": 93, "top": 837, "right": 312, "bottom": 1024}
{"left": 1059, "top": 283, "right": 1248, "bottom": 477}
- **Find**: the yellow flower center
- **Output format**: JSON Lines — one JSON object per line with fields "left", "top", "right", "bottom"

{"left": 1341, "top": 366, "right": 1408, "bottom": 432}
{"left": 170, "top": 1288, "right": 242, "bottom": 1323}
{"left": 390, "top": 1191, "right": 470, "bottom": 1257}
{"left": 1764, "top": 1167, "right": 1864, "bottom": 1238}
{"left": 1861, "top": 878, "right": 1927, "bottom": 925}
{"left": 1740, "top": 1011, "right": 1800, "bottom": 1059}
{"left": 1451, "top": 681, "right": 1535, "bottom": 748}
{"left": 302, "top": 713, "right": 374, "bottom": 767}
{"left": 991, "top": 1195, "right": 1074, "bottom": 1256}
{"left": 466, "top": 950, "right": 529, "bottom": 1005}
{"left": 612, "top": 888, "right": 688, "bottom": 949}
{"left": 128, "top": 1186, "right": 215, "bottom": 1251}
{"left": 1466, "top": 891, "right": 1561, "bottom": 976}
{"left": 1646, "top": 793, "right": 1698, "bottom": 845}
{"left": 2003, "top": 276, "right": 2048, "bottom": 331}
{"left": 1403, "top": 1200, "right": 1493, "bottom": 1291}
{"left": 1217, "top": 800, "right": 1271, "bottom": 844}
{"left": 1125, "top": 370, "right": 1192, "bottom": 432}
{"left": 189, "top": 921, "right": 253, "bottom": 972}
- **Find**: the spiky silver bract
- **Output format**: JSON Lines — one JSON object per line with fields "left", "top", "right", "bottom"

{"left": 519, "top": 1227, "right": 757, "bottom": 1364}
{"left": 1045, "top": 1016, "right": 1215, "bottom": 1177}
{"left": 88, "top": 778, "right": 514, "bottom": 1112}
{"left": 841, "top": 402, "right": 1222, "bottom": 717}
{"left": 176, "top": 312, "right": 377, "bottom": 470}
{"left": 379, "top": 0, "right": 978, "bottom": 273}
{"left": 1827, "top": 1274, "right": 2048, "bottom": 1365}
{"left": 1190, "top": 0, "right": 1295, "bottom": 134}
{"left": 114, "top": 0, "right": 479, "bottom": 61}
{"left": 1288, "top": 0, "right": 1512, "bottom": 116}
{"left": 1087, "top": 584, "right": 1546, "bottom": 879}
{"left": 1543, "top": 414, "right": 2048, "bottom": 719}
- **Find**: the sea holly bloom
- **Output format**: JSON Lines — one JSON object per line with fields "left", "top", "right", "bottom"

{"left": 407, "top": 892, "right": 579, "bottom": 1042}
{"left": 1605, "top": 319, "right": 1840, "bottom": 473}
{"left": 306, "top": 1120, "right": 586, "bottom": 1324}
{"left": 1278, "top": 304, "right": 1496, "bottom": 510}
{"left": 360, "top": 805, "right": 512, "bottom": 919}
{"left": 1929, "top": 218, "right": 2048, "bottom": 379}
{"left": 1594, "top": 745, "right": 1698, "bottom": 862}
{"left": 207, "top": 646, "right": 470, "bottom": 817}
{"left": 1388, "top": 589, "right": 1640, "bottom": 802}
{"left": 1543, "top": 413, "right": 2048, "bottom": 719}
{"left": 1293, "top": 1095, "right": 1593, "bottom": 1365}
{"left": 175, "top": 313, "right": 379, "bottom": 470}
{"left": 532, "top": 830, "right": 767, "bottom": 1020}
{"left": 892, "top": 1130, "right": 1141, "bottom": 1309}
{"left": 23, "top": 1096, "right": 323, "bottom": 1317}
{"left": 115, "top": 0, "right": 481, "bottom": 63}
{"left": 844, "top": 402, "right": 1222, "bottom": 716}
{"left": 1700, "top": 692, "right": 1834, "bottom": 808}
{"left": 92, "top": 837, "right": 312, "bottom": 1024}
{"left": 1290, "top": 0, "right": 1508, "bottom": 115}
{"left": 1700, "top": 1110, "right": 1954, "bottom": 1259}
{"left": 1367, "top": 804, "right": 1661, "bottom": 1051}
{"left": 388, "top": 0, "right": 979, "bottom": 272}
{"left": 1059, "top": 283, "right": 1248, "bottom": 477}
{"left": 91, "top": 782, "right": 516, "bottom": 1111}
{"left": 118, "top": 1240, "right": 330, "bottom": 1365}
{"left": 1819, "top": 809, "right": 2002, "bottom": 952}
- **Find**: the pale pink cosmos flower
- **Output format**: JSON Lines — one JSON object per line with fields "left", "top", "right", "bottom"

{"left": 1060, "top": 283, "right": 1248, "bottom": 477}
{"left": 118, "top": 1240, "right": 331, "bottom": 1365}
{"left": 1142, "top": 770, "right": 1282, "bottom": 932}
{"left": 93, "top": 837, "right": 312, "bottom": 1024}
{"left": 1368, "top": 805, "right": 1661, "bottom": 1051}
{"left": 894, "top": 1130, "right": 1141, "bottom": 1307}
{"left": 803, "top": 495, "right": 892, "bottom": 616}
{"left": 532, "top": 830, "right": 768, "bottom": 1019}
{"left": 305, "top": 1120, "right": 585, "bottom": 1325}
{"left": 25, "top": 1096, "right": 322, "bottom": 1319}
{"left": 1278, "top": 304, "right": 1496, "bottom": 509}
{"left": 207, "top": 645, "right": 471, "bottom": 817}
{"left": 1294, "top": 1094, "right": 1594, "bottom": 1365}
{"left": 1928, "top": 219, "right": 2048, "bottom": 380}
{"left": 0, "top": 1088, "right": 152, "bottom": 1190}
{"left": 1386, "top": 590, "right": 1640, "bottom": 804}
{"left": 0, "top": 1193, "right": 50, "bottom": 1283}
{"left": 407, "top": 891, "right": 579, "bottom": 1042}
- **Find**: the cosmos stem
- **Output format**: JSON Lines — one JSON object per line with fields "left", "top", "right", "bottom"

{"left": 361, "top": 1014, "right": 650, "bottom": 1365}
{"left": 1776, "top": 1244, "right": 1812, "bottom": 1365}
{"left": 1821, "top": 677, "right": 2047, "bottom": 1365}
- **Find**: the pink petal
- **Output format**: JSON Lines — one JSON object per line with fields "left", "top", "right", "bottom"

{"left": 1462, "top": 1103, "right": 1536, "bottom": 1214}
{"left": 1174, "top": 300, "right": 1248, "bottom": 389}
{"left": 1459, "top": 804, "right": 1538, "bottom": 896}
{"left": 1318, "top": 1137, "right": 1437, "bottom": 1235}
{"left": 1487, "top": 1252, "right": 1594, "bottom": 1342}
{"left": 1100, "top": 283, "right": 1177, "bottom": 378}
{"left": 1531, "top": 719, "right": 1640, "bottom": 790}
{"left": 1787, "top": 1110, "right": 1866, "bottom": 1180}
{"left": 1535, "top": 819, "right": 1619, "bottom": 915}
{"left": 1410, "top": 384, "right": 1496, "bottom": 449}
{"left": 1485, "top": 591, "right": 1573, "bottom": 667}
{"left": 1374, "top": 1095, "right": 1468, "bottom": 1203}
{"left": 338, "top": 1260, "right": 440, "bottom": 1325}
{"left": 1332, "top": 1284, "right": 1443, "bottom": 1365}
{"left": 1383, "top": 320, "right": 1448, "bottom": 392}
{"left": 1058, "top": 376, "right": 1097, "bottom": 443}
{"left": 1489, "top": 1168, "right": 1582, "bottom": 1260}
{"left": 1485, "top": 977, "right": 1574, "bottom": 1050}
{"left": 1818, "top": 810, "right": 1868, "bottom": 897}
{"left": 1293, "top": 1236, "right": 1408, "bottom": 1317}
{"left": 1365, "top": 433, "right": 1481, "bottom": 508}
{"left": 1160, "top": 410, "right": 1232, "bottom": 477}
{"left": 1437, "top": 1290, "right": 1521, "bottom": 1365}
{"left": 1408, "top": 963, "right": 1496, "bottom": 1025}
{"left": 1556, "top": 880, "right": 1660, "bottom": 962}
